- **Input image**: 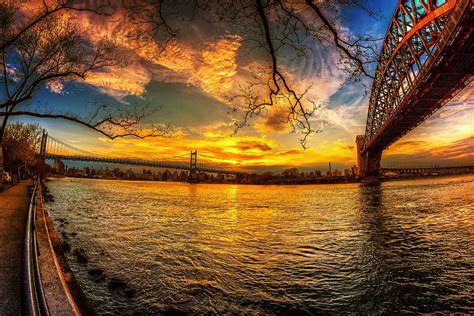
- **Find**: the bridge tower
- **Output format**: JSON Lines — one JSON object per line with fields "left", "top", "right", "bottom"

{"left": 36, "top": 130, "right": 48, "bottom": 176}
{"left": 39, "top": 130, "right": 47, "bottom": 160}
{"left": 188, "top": 150, "right": 198, "bottom": 183}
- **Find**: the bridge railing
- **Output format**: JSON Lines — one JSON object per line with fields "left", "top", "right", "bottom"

{"left": 22, "top": 177, "right": 50, "bottom": 316}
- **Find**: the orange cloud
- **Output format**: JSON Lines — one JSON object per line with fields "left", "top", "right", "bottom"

{"left": 45, "top": 80, "right": 64, "bottom": 94}
{"left": 234, "top": 140, "right": 272, "bottom": 152}
{"left": 84, "top": 63, "right": 152, "bottom": 98}
{"left": 27, "top": 6, "right": 241, "bottom": 100}
{"left": 155, "top": 36, "right": 241, "bottom": 99}
{"left": 384, "top": 136, "right": 474, "bottom": 167}
{"left": 194, "top": 36, "right": 241, "bottom": 97}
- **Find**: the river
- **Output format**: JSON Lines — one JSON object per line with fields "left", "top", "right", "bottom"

{"left": 46, "top": 175, "right": 473, "bottom": 314}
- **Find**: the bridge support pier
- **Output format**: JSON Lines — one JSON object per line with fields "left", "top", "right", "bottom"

{"left": 365, "top": 149, "right": 382, "bottom": 177}
{"left": 356, "top": 135, "right": 382, "bottom": 178}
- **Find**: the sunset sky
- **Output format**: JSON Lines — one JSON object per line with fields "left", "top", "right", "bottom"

{"left": 14, "top": 0, "right": 473, "bottom": 172}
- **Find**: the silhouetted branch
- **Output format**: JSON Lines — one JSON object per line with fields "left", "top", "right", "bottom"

{"left": 0, "top": 110, "right": 171, "bottom": 140}
{"left": 0, "top": 1, "right": 171, "bottom": 142}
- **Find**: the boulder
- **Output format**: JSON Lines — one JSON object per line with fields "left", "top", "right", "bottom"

{"left": 72, "top": 248, "right": 88, "bottom": 264}
{"left": 88, "top": 268, "right": 103, "bottom": 276}
{"left": 108, "top": 278, "right": 128, "bottom": 290}
{"left": 92, "top": 274, "right": 105, "bottom": 283}
{"left": 61, "top": 241, "right": 71, "bottom": 253}
{"left": 124, "top": 288, "right": 136, "bottom": 298}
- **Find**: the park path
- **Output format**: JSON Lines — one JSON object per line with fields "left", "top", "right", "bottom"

{"left": 0, "top": 181, "right": 30, "bottom": 315}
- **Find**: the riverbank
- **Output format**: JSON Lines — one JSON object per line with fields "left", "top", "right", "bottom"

{"left": 39, "top": 184, "right": 95, "bottom": 315}
{"left": 0, "top": 180, "right": 94, "bottom": 315}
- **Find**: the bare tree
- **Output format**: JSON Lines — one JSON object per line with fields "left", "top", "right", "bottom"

{"left": 3, "top": 122, "right": 42, "bottom": 174}
{"left": 137, "top": 0, "right": 379, "bottom": 148}
{"left": 0, "top": 1, "right": 170, "bottom": 143}
{"left": 223, "top": 0, "right": 378, "bottom": 147}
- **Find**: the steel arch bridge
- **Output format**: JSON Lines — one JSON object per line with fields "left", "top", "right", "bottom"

{"left": 357, "top": 0, "right": 473, "bottom": 176}
{"left": 38, "top": 132, "right": 242, "bottom": 182}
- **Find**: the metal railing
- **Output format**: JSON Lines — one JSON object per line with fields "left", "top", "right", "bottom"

{"left": 22, "top": 177, "right": 50, "bottom": 316}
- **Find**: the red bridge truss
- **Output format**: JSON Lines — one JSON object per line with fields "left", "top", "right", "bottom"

{"left": 357, "top": 0, "right": 473, "bottom": 176}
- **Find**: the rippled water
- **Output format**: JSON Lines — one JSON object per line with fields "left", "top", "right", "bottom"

{"left": 46, "top": 175, "right": 474, "bottom": 314}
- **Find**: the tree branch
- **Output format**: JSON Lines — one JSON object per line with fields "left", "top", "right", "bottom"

{"left": 305, "top": 0, "right": 373, "bottom": 78}
{"left": 0, "top": 111, "right": 171, "bottom": 140}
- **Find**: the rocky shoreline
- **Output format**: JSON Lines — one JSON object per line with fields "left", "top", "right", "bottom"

{"left": 43, "top": 185, "right": 138, "bottom": 311}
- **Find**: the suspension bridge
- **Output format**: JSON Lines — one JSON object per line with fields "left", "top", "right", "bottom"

{"left": 357, "top": 0, "right": 473, "bottom": 177}
{"left": 38, "top": 132, "right": 242, "bottom": 182}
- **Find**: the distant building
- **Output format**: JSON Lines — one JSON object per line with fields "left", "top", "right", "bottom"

{"left": 53, "top": 159, "right": 65, "bottom": 175}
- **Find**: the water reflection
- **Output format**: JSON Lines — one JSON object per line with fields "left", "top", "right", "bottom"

{"left": 355, "top": 181, "right": 473, "bottom": 314}
{"left": 46, "top": 176, "right": 474, "bottom": 314}
{"left": 354, "top": 183, "right": 393, "bottom": 313}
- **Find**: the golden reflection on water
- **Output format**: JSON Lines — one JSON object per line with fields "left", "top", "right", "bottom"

{"left": 47, "top": 175, "right": 474, "bottom": 314}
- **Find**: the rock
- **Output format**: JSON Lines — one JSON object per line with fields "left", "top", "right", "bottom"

{"left": 61, "top": 241, "right": 71, "bottom": 253}
{"left": 44, "top": 193, "right": 55, "bottom": 202}
{"left": 88, "top": 268, "right": 103, "bottom": 276}
{"left": 108, "top": 278, "right": 128, "bottom": 290}
{"left": 92, "top": 275, "right": 105, "bottom": 283}
{"left": 124, "top": 288, "right": 136, "bottom": 298}
{"left": 162, "top": 306, "right": 187, "bottom": 316}
{"left": 70, "top": 232, "right": 77, "bottom": 237}
{"left": 72, "top": 248, "right": 88, "bottom": 264}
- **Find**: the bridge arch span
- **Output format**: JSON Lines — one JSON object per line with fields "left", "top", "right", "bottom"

{"left": 358, "top": 0, "right": 473, "bottom": 177}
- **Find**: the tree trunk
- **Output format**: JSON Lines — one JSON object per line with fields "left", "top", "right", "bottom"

{"left": 0, "top": 115, "right": 8, "bottom": 143}
{"left": 0, "top": 116, "right": 9, "bottom": 190}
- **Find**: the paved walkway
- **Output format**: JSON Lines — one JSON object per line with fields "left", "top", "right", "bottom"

{"left": 0, "top": 181, "right": 30, "bottom": 315}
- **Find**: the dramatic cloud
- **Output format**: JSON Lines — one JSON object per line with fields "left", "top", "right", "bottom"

{"left": 255, "top": 103, "right": 291, "bottom": 133}
{"left": 46, "top": 80, "right": 64, "bottom": 94}
{"left": 384, "top": 136, "right": 474, "bottom": 167}
{"left": 156, "top": 36, "right": 241, "bottom": 100}
{"left": 84, "top": 63, "right": 152, "bottom": 98}
{"left": 234, "top": 140, "right": 272, "bottom": 152}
